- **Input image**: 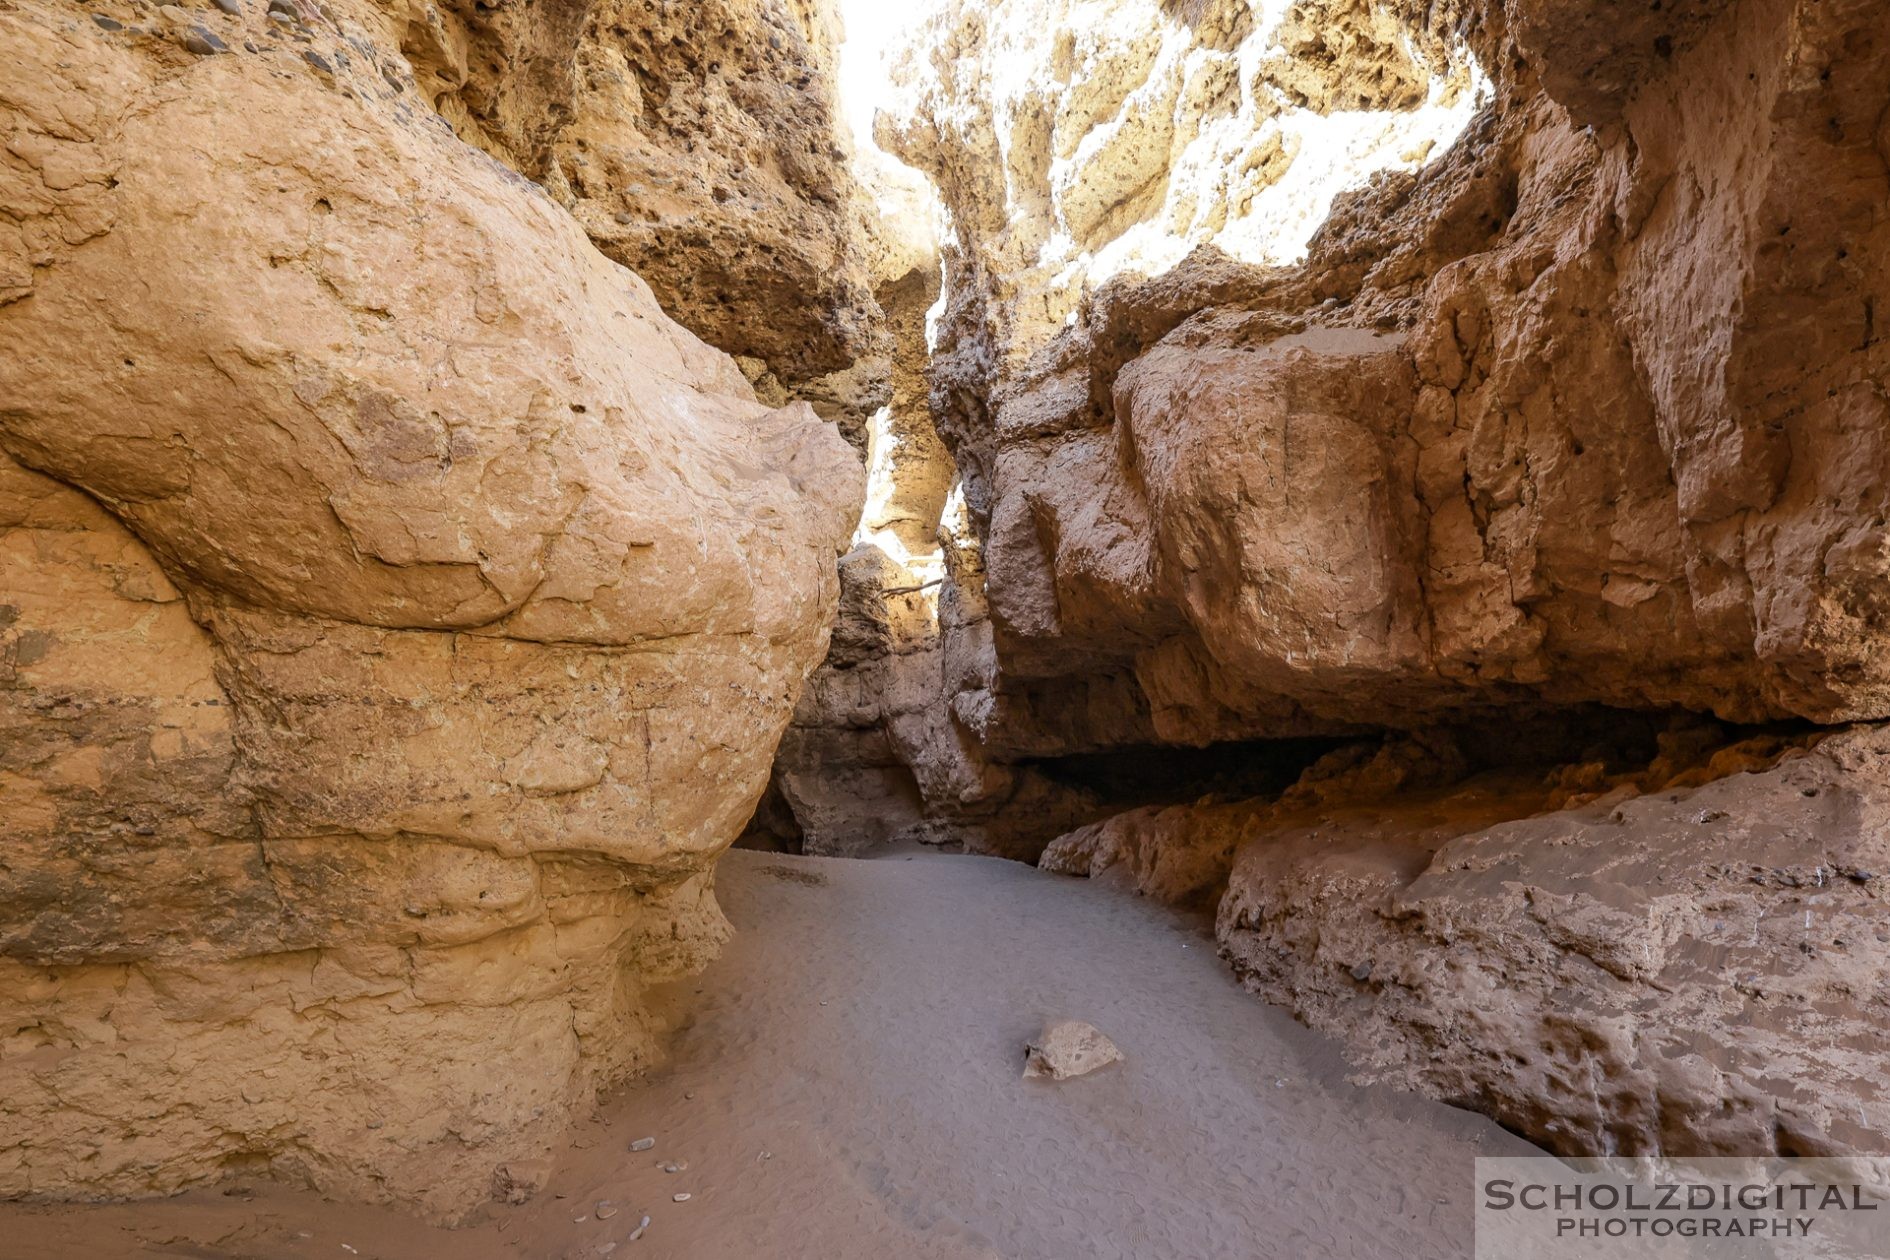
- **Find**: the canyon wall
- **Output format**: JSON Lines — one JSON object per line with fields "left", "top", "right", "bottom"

{"left": 7, "top": 0, "right": 1889, "bottom": 1217}
{"left": 865, "top": 0, "right": 1890, "bottom": 1159}
{"left": 883, "top": 0, "right": 1890, "bottom": 756}
{"left": 386, "top": 0, "right": 893, "bottom": 445}
{"left": 1215, "top": 724, "right": 1890, "bottom": 1160}
{"left": 0, "top": 0, "right": 860, "bottom": 1219}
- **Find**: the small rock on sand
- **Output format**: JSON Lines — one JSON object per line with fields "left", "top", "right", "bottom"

{"left": 629, "top": 1137, "right": 655, "bottom": 1152}
{"left": 1023, "top": 1020, "right": 1121, "bottom": 1080}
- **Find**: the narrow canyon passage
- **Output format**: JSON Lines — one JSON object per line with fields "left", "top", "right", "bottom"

{"left": 4, "top": 0, "right": 1889, "bottom": 1254}
{"left": 0, "top": 845, "right": 1536, "bottom": 1259}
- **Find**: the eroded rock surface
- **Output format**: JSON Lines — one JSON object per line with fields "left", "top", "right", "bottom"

{"left": 878, "top": 0, "right": 1890, "bottom": 1168}
{"left": 378, "top": 0, "right": 890, "bottom": 442}
{"left": 9, "top": 0, "right": 1890, "bottom": 1221}
{"left": 761, "top": 0, "right": 1890, "bottom": 872}
{"left": 1218, "top": 727, "right": 1890, "bottom": 1160}
{"left": 1023, "top": 1019, "right": 1122, "bottom": 1080}
{"left": 0, "top": 0, "right": 857, "bottom": 1219}
{"left": 874, "top": 0, "right": 1890, "bottom": 767}
{"left": 1043, "top": 722, "right": 1890, "bottom": 1158}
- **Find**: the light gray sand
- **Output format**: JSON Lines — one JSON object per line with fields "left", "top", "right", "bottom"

{"left": 1, "top": 848, "right": 1538, "bottom": 1258}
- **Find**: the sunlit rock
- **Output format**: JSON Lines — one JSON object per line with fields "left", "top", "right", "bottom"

{"left": 0, "top": 0, "right": 858, "bottom": 1218}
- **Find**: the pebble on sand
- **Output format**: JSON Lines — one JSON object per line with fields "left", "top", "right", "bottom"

{"left": 673, "top": 1193, "right": 691, "bottom": 1203}
{"left": 629, "top": 1136, "right": 655, "bottom": 1152}
{"left": 1023, "top": 1020, "right": 1122, "bottom": 1080}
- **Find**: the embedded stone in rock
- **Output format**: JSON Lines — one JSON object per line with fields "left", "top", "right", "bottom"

{"left": 179, "top": 24, "right": 227, "bottom": 54}
{"left": 1023, "top": 1021, "right": 1123, "bottom": 1080}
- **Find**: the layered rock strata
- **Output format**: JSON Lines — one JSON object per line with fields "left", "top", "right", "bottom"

{"left": 0, "top": 0, "right": 857, "bottom": 1218}
{"left": 1217, "top": 726, "right": 1890, "bottom": 1160}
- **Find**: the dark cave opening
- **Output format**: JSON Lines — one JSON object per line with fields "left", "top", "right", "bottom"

{"left": 1020, "top": 735, "right": 1346, "bottom": 811}
{"left": 739, "top": 704, "right": 1827, "bottom": 860}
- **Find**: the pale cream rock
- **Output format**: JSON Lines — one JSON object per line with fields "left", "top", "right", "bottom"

{"left": 1024, "top": 1020, "right": 1123, "bottom": 1080}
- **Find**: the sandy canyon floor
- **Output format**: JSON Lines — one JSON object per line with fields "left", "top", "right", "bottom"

{"left": 1, "top": 849, "right": 1539, "bottom": 1259}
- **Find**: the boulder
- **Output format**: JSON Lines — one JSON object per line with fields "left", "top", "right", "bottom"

{"left": 0, "top": 0, "right": 858, "bottom": 1219}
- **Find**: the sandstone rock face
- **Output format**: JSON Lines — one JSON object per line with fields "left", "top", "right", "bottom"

{"left": 1041, "top": 722, "right": 1890, "bottom": 1159}
{"left": 0, "top": 0, "right": 857, "bottom": 1219}
{"left": 378, "top": 0, "right": 888, "bottom": 441}
{"left": 878, "top": 0, "right": 1483, "bottom": 556}
{"left": 1039, "top": 798, "right": 1259, "bottom": 905}
{"left": 877, "top": 0, "right": 1890, "bottom": 1169}
{"left": 877, "top": 0, "right": 1890, "bottom": 765}
{"left": 8, "top": 0, "right": 1889, "bottom": 1218}
{"left": 764, "top": 544, "right": 936, "bottom": 855}
{"left": 1219, "top": 727, "right": 1890, "bottom": 1160}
